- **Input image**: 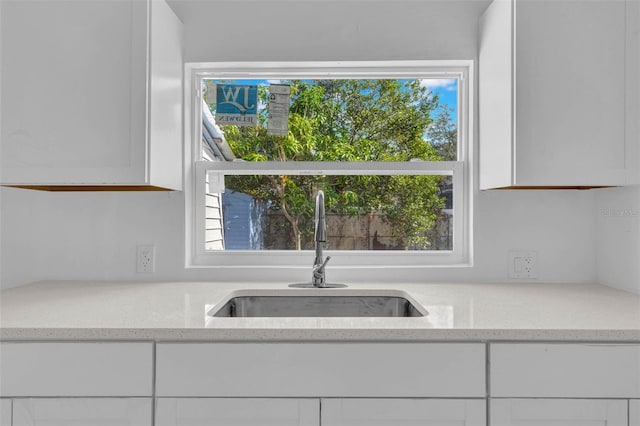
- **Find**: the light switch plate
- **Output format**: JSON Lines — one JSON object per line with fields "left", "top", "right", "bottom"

{"left": 508, "top": 250, "right": 538, "bottom": 279}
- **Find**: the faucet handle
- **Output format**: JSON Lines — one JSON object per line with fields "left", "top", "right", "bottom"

{"left": 314, "top": 256, "right": 331, "bottom": 273}
{"left": 312, "top": 256, "right": 331, "bottom": 288}
{"left": 320, "top": 256, "right": 331, "bottom": 270}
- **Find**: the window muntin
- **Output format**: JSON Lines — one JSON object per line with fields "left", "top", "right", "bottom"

{"left": 189, "top": 62, "right": 472, "bottom": 267}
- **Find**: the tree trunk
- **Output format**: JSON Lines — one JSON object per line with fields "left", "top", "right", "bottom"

{"left": 267, "top": 175, "right": 302, "bottom": 250}
{"left": 280, "top": 201, "right": 301, "bottom": 250}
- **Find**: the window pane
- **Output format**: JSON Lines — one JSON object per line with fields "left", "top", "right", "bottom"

{"left": 202, "top": 79, "right": 458, "bottom": 162}
{"left": 205, "top": 174, "right": 454, "bottom": 251}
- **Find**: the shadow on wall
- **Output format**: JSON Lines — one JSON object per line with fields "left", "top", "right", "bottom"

{"left": 595, "top": 185, "right": 640, "bottom": 294}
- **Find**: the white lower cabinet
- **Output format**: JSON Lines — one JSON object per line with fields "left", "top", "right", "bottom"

{"left": 155, "top": 343, "right": 486, "bottom": 425}
{"left": 489, "top": 344, "right": 639, "bottom": 425}
{"left": 631, "top": 400, "right": 640, "bottom": 426}
{"left": 0, "top": 400, "right": 10, "bottom": 426}
{"left": 11, "top": 398, "right": 151, "bottom": 426}
{"left": 322, "top": 398, "right": 486, "bottom": 425}
{"left": 490, "top": 399, "right": 627, "bottom": 426}
{"left": 155, "top": 398, "right": 319, "bottom": 426}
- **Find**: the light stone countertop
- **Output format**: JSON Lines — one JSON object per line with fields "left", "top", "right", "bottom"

{"left": 0, "top": 281, "right": 639, "bottom": 341}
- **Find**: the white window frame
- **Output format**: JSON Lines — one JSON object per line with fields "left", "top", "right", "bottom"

{"left": 184, "top": 61, "right": 473, "bottom": 270}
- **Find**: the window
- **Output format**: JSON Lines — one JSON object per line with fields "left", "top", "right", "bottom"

{"left": 186, "top": 62, "right": 472, "bottom": 269}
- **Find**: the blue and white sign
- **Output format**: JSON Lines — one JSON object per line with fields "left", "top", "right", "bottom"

{"left": 216, "top": 84, "right": 258, "bottom": 126}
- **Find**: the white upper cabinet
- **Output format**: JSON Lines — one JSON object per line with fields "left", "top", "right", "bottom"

{"left": 479, "top": 0, "right": 639, "bottom": 188}
{"left": 0, "top": 0, "right": 183, "bottom": 190}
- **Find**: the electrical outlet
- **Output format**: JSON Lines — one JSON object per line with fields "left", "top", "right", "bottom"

{"left": 508, "top": 250, "right": 538, "bottom": 280}
{"left": 136, "top": 245, "right": 155, "bottom": 273}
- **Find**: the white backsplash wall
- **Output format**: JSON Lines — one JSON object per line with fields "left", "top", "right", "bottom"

{"left": 595, "top": 186, "right": 640, "bottom": 294}
{"left": 0, "top": 189, "right": 186, "bottom": 288}
{"left": 0, "top": 0, "right": 612, "bottom": 289}
{"left": 0, "top": 186, "right": 598, "bottom": 289}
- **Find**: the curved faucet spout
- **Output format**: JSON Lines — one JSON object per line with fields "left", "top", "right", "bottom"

{"left": 315, "top": 190, "right": 327, "bottom": 243}
{"left": 312, "top": 190, "right": 329, "bottom": 287}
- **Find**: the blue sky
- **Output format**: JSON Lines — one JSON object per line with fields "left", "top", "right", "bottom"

{"left": 420, "top": 79, "right": 458, "bottom": 123}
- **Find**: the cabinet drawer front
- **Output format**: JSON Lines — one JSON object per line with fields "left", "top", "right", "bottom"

{"left": 0, "top": 342, "right": 153, "bottom": 397}
{"left": 491, "top": 343, "right": 640, "bottom": 397}
{"left": 490, "top": 399, "right": 627, "bottom": 426}
{"left": 0, "top": 399, "right": 10, "bottom": 426}
{"left": 156, "top": 398, "right": 319, "bottom": 426}
{"left": 12, "top": 398, "right": 152, "bottom": 426}
{"left": 631, "top": 400, "right": 640, "bottom": 426}
{"left": 322, "top": 399, "right": 486, "bottom": 425}
{"left": 156, "top": 343, "right": 486, "bottom": 398}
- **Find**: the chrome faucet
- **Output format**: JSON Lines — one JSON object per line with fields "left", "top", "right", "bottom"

{"left": 312, "top": 190, "right": 331, "bottom": 287}
{"left": 289, "top": 190, "right": 345, "bottom": 288}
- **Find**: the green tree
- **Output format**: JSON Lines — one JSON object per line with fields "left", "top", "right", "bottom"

{"left": 428, "top": 105, "right": 458, "bottom": 161}
{"left": 218, "top": 79, "right": 449, "bottom": 250}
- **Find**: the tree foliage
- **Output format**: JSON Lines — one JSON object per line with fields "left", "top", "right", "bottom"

{"left": 428, "top": 104, "right": 458, "bottom": 161}
{"left": 215, "top": 79, "right": 454, "bottom": 250}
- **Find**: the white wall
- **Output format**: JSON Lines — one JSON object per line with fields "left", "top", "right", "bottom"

{"left": 170, "top": 0, "right": 491, "bottom": 63}
{"left": 0, "top": 185, "right": 598, "bottom": 289}
{"left": 0, "top": 0, "right": 604, "bottom": 289}
{"left": 595, "top": 186, "right": 640, "bottom": 294}
{"left": 0, "top": 189, "right": 187, "bottom": 287}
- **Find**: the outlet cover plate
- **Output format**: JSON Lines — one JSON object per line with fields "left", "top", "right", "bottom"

{"left": 136, "top": 245, "right": 155, "bottom": 273}
{"left": 508, "top": 250, "right": 538, "bottom": 280}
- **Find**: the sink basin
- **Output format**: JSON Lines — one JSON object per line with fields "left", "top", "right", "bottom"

{"left": 208, "top": 290, "right": 427, "bottom": 318}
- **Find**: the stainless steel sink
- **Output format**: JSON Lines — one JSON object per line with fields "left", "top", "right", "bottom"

{"left": 209, "top": 290, "right": 427, "bottom": 318}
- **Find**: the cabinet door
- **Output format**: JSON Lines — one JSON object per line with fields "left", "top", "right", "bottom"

{"left": 0, "top": 0, "right": 148, "bottom": 186}
{"left": 491, "top": 399, "right": 627, "bottom": 426}
{"left": 515, "top": 0, "right": 627, "bottom": 186}
{"left": 0, "top": 399, "right": 10, "bottom": 426}
{"left": 155, "top": 398, "right": 319, "bottom": 426}
{"left": 631, "top": 400, "right": 640, "bottom": 426}
{"left": 322, "top": 399, "right": 485, "bottom": 426}
{"left": 12, "top": 398, "right": 151, "bottom": 426}
{"left": 479, "top": 0, "right": 631, "bottom": 187}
